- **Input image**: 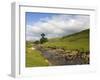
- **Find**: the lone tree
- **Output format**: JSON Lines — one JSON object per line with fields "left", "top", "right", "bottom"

{"left": 40, "top": 33, "right": 48, "bottom": 44}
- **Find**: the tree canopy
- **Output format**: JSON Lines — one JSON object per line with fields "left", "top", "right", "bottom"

{"left": 40, "top": 33, "right": 48, "bottom": 44}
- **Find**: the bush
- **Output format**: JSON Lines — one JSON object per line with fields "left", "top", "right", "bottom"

{"left": 40, "top": 37, "right": 48, "bottom": 44}
{"left": 34, "top": 40, "right": 40, "bottom": 44}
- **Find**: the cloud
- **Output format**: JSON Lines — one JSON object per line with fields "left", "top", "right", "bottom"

{"left": 26, "top": 14, "right": 89, "bottom": 41}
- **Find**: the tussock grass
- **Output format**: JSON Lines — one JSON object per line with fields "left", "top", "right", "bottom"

{"left": 26, "top": 46, "right": 49, "bottom": 67}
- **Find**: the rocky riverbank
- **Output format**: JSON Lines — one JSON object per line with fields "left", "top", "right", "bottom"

{"left": 35, "top": 45, "right": 89, "bottom": 65}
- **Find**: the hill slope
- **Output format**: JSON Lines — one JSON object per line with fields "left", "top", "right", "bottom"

{"left": 43, "top": 29, "right": 89, "bottom": 51}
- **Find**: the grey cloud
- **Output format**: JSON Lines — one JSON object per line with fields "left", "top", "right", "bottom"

{"left": 26, "top": 14, "right": 89, "bottom": 41}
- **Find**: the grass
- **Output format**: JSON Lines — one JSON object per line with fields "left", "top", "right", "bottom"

{"left": 26, "top": 29, "right": 89, "bottom": 67}
{"left": 26, "top": 43, "right": 49, "bottom": 67}
{"left": 43, "top": 29, "right": 89, "bottom": 51}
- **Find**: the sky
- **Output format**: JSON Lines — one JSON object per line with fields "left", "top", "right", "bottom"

{"left": 26, "top": 12, "right": 89, "bottom": 41}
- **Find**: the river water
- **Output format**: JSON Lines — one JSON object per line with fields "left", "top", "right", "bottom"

{"left": 39, "top": 50, "right": 89, "bottom": 65}
{"left": 40, "top": 50, "right": 68, "bottom": 65}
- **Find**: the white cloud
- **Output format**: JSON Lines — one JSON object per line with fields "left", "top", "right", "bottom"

{"left": 26, "top": 14, "right": 89, "bottom": 41}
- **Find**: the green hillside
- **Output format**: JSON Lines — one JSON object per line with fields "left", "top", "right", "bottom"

{"left": 43, "top": 29, "right": 89, "bottom": 52}
{"left": 26, "top": 29, "right": 89, "bottom": 67}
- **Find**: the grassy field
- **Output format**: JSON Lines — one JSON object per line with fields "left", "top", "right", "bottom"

{"left": 26, "top": 42, "right": 49, "bottom": 67}
{"left": 43, "top": 29, "right": 89, "bottom": 52}
{"left": 26, "top": 29, "right": 89, "bottom": 67}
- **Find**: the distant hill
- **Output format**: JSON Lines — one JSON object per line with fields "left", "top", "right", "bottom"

{"left": 62, "top": 29, "right": 89, "bottom": 39}
{"left": 43, "top": 29, "right": 89, "bottom": 51}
